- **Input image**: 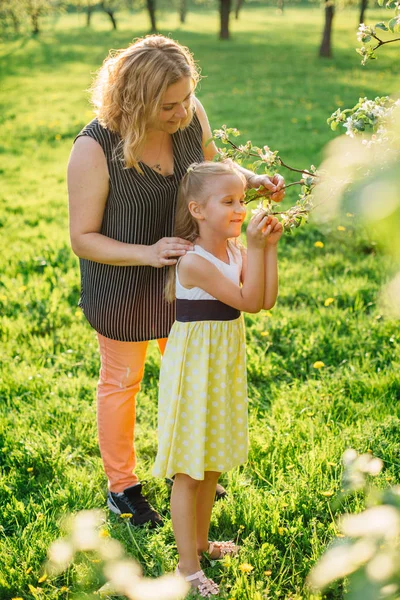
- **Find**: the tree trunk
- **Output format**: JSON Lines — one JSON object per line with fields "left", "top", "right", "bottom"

{"left": 10, "top": 10, "right": 20, "bottom": 33}
{"left": 319, "top": 1, "right": 334, "bottom": 57}
{"left": 86, "top": 4, "right": 94, "bottom": 27}
{"left": 277, "top": 0, "right": 284, "bottom": 14}
{"left": 220, "top": 0, "right": 231, "bottom": 40}
{"left": 359, "top": 0, "right": 367, "bottom": 24}
{"left": 147, "top": 0, "right": 157, "bottom": 32}
{"left": 235, "top": 0, "right": 244, "bottom": 20}
{"left": 179, "top": 0, "right": 187, "bottom": 24}
{"left": 31, "top": 11, "right": 39, "bottom": 35}
{"left": 103, "top": 6, "right": 117, "bottom": 29}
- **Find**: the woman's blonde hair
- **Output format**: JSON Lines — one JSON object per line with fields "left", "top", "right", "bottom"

{"left": 165, "top": 161, "right": 246, "bottom": 302}
{"left": 91, "top": 35, "right": 200, "bottom": 171}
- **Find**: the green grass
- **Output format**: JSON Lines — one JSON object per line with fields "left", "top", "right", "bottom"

{"left": 1, "top": 5, "right": 399, "bottom": 600}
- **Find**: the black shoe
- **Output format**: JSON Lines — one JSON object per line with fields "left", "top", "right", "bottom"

{"left": 166, "top": 478, "right": 228, "bottom": 501}
{"left": 107, "top": 483, "right": 163, "bottom": 527}
{"left": 215, "top": 482, "right": 228, "bottom": 501}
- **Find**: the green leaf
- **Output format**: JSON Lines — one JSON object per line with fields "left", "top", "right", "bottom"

{"left": 375, "top": 21, "right": 388, "bottom": 31}
{"left": 388, "top": 17, "right": 398, "bottom": 33}
{"left": 330, "top": 121, "right": 338, "bottom": 131}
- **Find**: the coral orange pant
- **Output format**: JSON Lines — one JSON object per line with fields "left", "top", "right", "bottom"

{"left": 97, "top": 333, "right": 167, "bottom": 493}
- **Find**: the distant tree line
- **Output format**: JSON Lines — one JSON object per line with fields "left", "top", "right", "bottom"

{"left": 0, "top": 0, "right": 375, "bottom": 57}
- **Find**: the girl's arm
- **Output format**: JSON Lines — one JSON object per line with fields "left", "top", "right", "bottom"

{"left": 241, "top": 217, "right": 282, "bottom": 310}
{"left": 68, "top": 137, "right": 192, "bottom": 267}
{"left": 194, "top": 97, "right": 285, "bottom": 203}
{"left": 178, "top": 212, "right": 271, "bottom": 313}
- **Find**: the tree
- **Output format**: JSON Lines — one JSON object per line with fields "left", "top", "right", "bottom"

{"left": 359, "top": 0, "right": 367, "bottom": 24}
{"left": 146, "top": 0, "right": 157, "bottom": 32}
{"left": 319, "top": 0, "right": 335, "bottom": 57}
{"left": 101, "top": 0, "right": 121, "bottom": 29}
{"left": 235, "top": 0, "right": 244, "bottom": 20}
{"left": 219, "top": 0, "right": 231, "bottom": 39}
{"left": 179, "top": 0, "right": 187, "bottom": 23}
{"left": 24, "top": 0, "right": 54, "bottom": 34}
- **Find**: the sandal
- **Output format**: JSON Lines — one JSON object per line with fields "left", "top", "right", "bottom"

{"left": 200, "top": 540, "right": 239, "bottom": 560}
{"left": 175, "top": 565, "right": 219, "bottom": 597}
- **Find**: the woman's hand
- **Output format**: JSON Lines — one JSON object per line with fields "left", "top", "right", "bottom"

{"left": 147, "top": 237, "right": 194, "bottom": 268}
{"left": 248, "top": 173, "right": 285, "bottom": 203}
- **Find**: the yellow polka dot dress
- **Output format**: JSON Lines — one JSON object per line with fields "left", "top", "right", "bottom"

{"left": 153, "top": 243, "right": 248, "bottom": 481}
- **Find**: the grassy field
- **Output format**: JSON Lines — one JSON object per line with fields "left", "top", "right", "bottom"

{"left": 0, "top": 5, "right": 399, "bottom": 600}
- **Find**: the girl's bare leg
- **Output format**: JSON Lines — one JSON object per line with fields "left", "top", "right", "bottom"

{"left": 196, "top": 471, "right": 221, "bottom": 555}
{"left": 170, "top": 473, "right": 201, "bottom": 575}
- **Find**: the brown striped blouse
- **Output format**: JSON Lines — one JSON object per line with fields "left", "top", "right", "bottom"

{"left": 74, "top": 112, "right": 204, "bottom": 342}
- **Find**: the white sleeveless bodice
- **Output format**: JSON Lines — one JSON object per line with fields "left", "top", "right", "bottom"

{"left": 176, "top": 243, "right": 242, "bottom": 300}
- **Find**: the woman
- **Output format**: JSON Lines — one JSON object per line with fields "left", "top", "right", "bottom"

{"left": 67, "top": 34, "right": 284, "bottom": 527}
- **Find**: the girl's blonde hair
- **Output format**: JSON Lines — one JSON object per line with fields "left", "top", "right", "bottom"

{"left": 165, "top": 161, "right": 246, "bottom": 302}
{"left": 90, "top": 35, "right": 200, "bottom": 172}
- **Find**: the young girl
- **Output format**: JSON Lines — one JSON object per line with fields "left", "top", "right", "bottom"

{"left": 153, "top": 161, "right": 283, "bottom": 597}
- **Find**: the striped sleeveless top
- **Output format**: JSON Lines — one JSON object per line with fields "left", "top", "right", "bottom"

{"left": 74, "top": 112, "right": 204, "bottom": 342}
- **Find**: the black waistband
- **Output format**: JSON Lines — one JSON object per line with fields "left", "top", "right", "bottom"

{"left": 176, "top": 299, "right": 241, "bottom": 322}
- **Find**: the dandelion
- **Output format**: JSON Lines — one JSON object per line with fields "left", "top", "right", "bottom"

{"left": 337, "top": 226, "right": 346, "bottom": 231}
{"left": 120, "top": 513, "right": 133, "bottom": 519}
{"left": 324, "top": 298, "right": 335, "bottom": 306}
{"left": 260, "top": 331, "right": 268, "bottom": 337}
{"left": 321, "top": 491, "right": 334, "bottom": 497}
{"left": 313, "top": 361, "right": 325, "bottom": 369}
{"left": 239, "top": 563, "right": 254, "bottom": 573}
{"left": 26, "top": 566, "right": 33, "bottom": 574}
{"left": 99, "top": 529, "right": 110, "bottom": 538}
{"left": 55, "top": 134, "right": 61, "bottom": 141}
{"left": 265, "top": 570, "right": 272, "bottom": 576}
{"left": 60, "top": 587, "right": 69, "bottom": 593}
{"left": 314, "top": 241, "right": 324, "bottom": 248}
{"left": 28, "top": 584, "right": 39, "bottom": 594}
{"left": 278, "top": 527, "right": 286, "bottom": 535}
{"left": 340, "top": 506, "right": 400, "bottom": 539}
{"left": 27, "top": 467, "right": 33, "bottom": 473}
{"left": 19, "top": 286, "right": 27, "bottom": 292}
{"left": 38, "top": 574, "right": 47, "bottom": 583}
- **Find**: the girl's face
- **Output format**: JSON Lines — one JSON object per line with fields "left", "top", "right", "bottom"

{"left": 194, "top": 173, "right": 247, "bottom": 239}
{"left": 152, "top": 77, "right": 193, "bottom": 134}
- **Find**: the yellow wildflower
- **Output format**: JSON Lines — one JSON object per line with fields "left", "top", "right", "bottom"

{"left": 99, "top": 529, "right": 110, "bottom": 537}
{"left": 346, "top": 213, "right": 354, "bottom": 217}
{"left": 0, "top": 295, "right": 7, "bottom": 302}
{"left": 313, "top": 361, "right": 325, "bottom": 369}
{"left": 11, "top": 597, "right": 24, "bottom": 600}
{"left": 314, "top": 241, "right": 324, "bottom": 248}
{"left": 19, "top": 286, "right": 27, "bottom": 292}
{"left": 327, "top": 461, "right": 336, "bottom": 467}
{"left": 324, "top": 297, "right": 335, "bottom": 307}
{"left": 278, "top": 527, "right": 285, "bottom": 535}
{"left": 38, "top": 574, "right": 47, "bottom": 583}
{"left": 27, "top": 467, "right": 33, "bottom": 473}
{"left": 337, "top": 226, "right": 346, "bottom": 231}
{"left": 265, "top": 570, "right": 272, "bottom": 576}
{"left": 26, "top": 566, "right": 33, "bottom": 574}
{"left": 260, "top": 331, "right": 268, "bottom": 337}
{"left": 28, "top": 584, "right": 38, "bottom": 594}
{"left": 321, "top": 491, "right": 334, "bottom": 497}
{"left": 60, "top": 587, "right": 69, "bottom": 593}
{"left": 120, "top": 513, "right": 133, "bottom": 519}
{"left": 239, "top": 563, "right": 254, "bottom": 573}
{"left": 55, "top": 134, "right": 61, "bottom": 141}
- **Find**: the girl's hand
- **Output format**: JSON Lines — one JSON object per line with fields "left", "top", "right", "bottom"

{"left": 248, "top": 173, "right": 285, "bottom": 203}
{"left": 246, "top": 212, "right": 272, "bottom": 249}
{"left": 263, "top": 216, "right": 283, "bottom": 246}
{"left": 148, "top": 237, "right": 194, "bottom": 267}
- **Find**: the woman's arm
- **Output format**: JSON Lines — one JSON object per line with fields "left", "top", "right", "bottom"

{"left": 67, "top": 136, "right": 192, "bottom": 267}
{"left": 194, "top": 97, "right": 285, "bottom": 202}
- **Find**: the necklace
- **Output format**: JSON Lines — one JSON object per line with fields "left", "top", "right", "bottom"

{"left": 152, "top": 132, "right": 166, "bottom": 173}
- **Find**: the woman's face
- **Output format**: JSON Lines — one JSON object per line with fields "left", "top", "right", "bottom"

{"left": 153, "top": 77, "right": 193, "bottom": 134}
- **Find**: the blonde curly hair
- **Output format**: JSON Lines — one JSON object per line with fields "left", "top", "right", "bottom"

{"left": 90, "top": 35, "right": 201, "bottom": 172}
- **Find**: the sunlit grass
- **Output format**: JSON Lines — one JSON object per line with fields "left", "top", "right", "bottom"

{"left": 0, "top": 6, "right": 399, "bottom": 599}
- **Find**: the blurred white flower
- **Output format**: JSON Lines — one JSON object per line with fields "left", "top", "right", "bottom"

{"left": 98, "top": 538, "right": 125, "bottom": 561}
{"left": 366, "top": 552, "right": 396, "bottom": 582}
{"left": 343, "top": 449, "right": 358, "bottom": 466}
{"left": 340, "top": 506, "right": 400, "bottom": 539}
{"left": 308, "top": 540, "right": 375, "bottom": 589}
{"left": 70, "top": 510, "right": 104, "bottom": 551}
{"left": 130, "top": 574, "right": 189, "bottom": 600}
{"left": 381, "top": 272, "right": 400, "bottom": 318}
{"left": 47, "top": 538, "right": 74, "bottom": 575}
